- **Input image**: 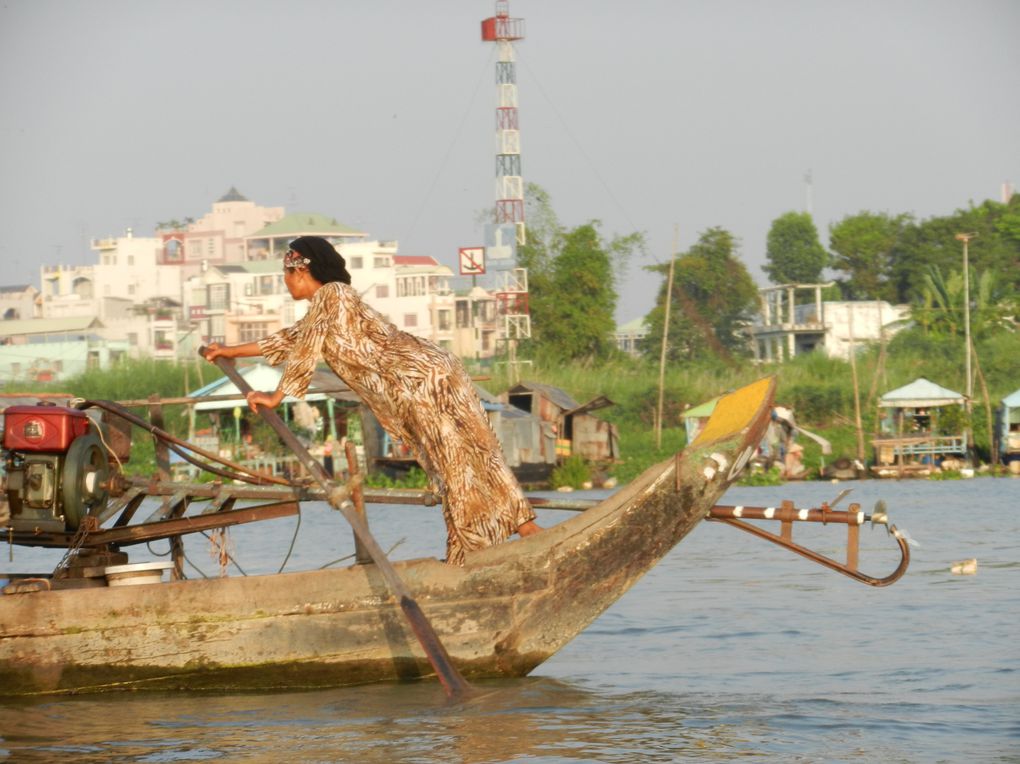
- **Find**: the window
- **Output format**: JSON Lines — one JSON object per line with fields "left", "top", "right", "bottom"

{"left": 209, "top": 284, "right": 229, "bottom": 310}
{"left": 373, "top": 256, "right": 388, "bottom": 268}
{"left": 438, "top": 310, "right": 451, "bottom": 331}
{"left": 349, "top": 256, "right": 363, "bottom": 269}
{"left": 127, "top": 332, "right": 138, "bottom": 346}
{"left": 207, "top": 239, "right": 215, "bottom": 255}
{"left": 238, "top": 322, "right": 269, "bottom": 342}
{"left": 404, "top": 313, "right": 417, "bottom": 328}
{"left": 375, "top": 285, "right": 389, "bottom": 299}
{"left": 127, "top": 255, "right": 135, "bottom": 266}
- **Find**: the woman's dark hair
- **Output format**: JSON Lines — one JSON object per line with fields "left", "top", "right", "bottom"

{"left": 289, "top": 236, "right": 352, "bottom": 285}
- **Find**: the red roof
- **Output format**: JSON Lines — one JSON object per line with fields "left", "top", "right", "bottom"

{"left": 393, "top": 255, "right": 439, "bottom": 267}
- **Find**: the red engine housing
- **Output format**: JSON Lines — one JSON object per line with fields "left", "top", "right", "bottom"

{"left": 2, "top": 405, "right": 90, "bottom": 452}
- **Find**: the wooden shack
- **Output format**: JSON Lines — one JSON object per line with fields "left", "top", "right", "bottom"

{"left": 505, "top": 381, "right": 619, "bottom": 463}
{"left": 996, "top": 388, "right": 1020, "bottom": 471}
{"left": 871, "top": 377, "right": 967, "bottom": 475}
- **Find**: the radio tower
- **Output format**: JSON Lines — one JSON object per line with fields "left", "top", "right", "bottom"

{"left": 481, "top": 0, "right": 531, "bottom": 382}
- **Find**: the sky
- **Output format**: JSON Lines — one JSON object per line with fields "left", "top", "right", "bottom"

{"left": 1, "top": 0, "right": 1017, "bottom": 323}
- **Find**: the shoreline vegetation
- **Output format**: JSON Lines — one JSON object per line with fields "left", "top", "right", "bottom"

{"left": 4, "top": 325, "right": 1016, "bottom": 487}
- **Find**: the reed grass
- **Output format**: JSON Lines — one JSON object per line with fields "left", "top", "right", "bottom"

{"left": 8, "top": 327, "right": 1016, "bottom": 479}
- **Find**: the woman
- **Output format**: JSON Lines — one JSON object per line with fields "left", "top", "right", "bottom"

{"left": 203, "top": 236, "right": 539, "bottom": 565}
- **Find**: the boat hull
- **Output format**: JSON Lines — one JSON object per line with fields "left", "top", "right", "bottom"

{"left": 0, "top": 378, "right": 774, "bottom": 695}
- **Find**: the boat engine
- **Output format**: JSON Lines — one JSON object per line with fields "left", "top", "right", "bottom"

{"left": 2, "top": 403, "right": 111, "bottom": 533}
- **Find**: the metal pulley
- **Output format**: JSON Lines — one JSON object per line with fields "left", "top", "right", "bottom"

{"left": 61, "top": 433, "right": 110, "bottom": 529}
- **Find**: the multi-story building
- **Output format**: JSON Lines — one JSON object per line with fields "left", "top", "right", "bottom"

{"left": 0, "top": 285, "right": 39, "bottom": 322}
{"left": 245, "top": 211, "right": 367, "bottom": 261}
{"left": 750, "top": 282, "right": 909, "bottom": 362}
{"left": 160, "top": 188, "right": 285, "bottom": 280}
{"left": 2, "top": 190, "right": 503, "bottom": 380}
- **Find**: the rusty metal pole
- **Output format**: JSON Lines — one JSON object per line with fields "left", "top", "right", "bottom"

{"left": 344, "top": 440, "right": 373, "bottom": 566}
{"left": 149, "top": 395, "right": 184, "bottom": 581}
{"left": 780, "top": 499, "right": 794, "bottom": 541}
{"left": 846, "top": 503, "right": 860, "bottom": 571}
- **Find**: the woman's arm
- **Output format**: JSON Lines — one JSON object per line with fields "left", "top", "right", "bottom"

{"left": 201, "top": 341, "right": 262, "bottom": 362}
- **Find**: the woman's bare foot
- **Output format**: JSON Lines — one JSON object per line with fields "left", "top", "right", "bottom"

{"left": 517, "top": 520, "right": 542, "bottom": 537}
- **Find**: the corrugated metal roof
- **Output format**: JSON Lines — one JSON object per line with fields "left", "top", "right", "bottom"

{"left": 510, "top": 381, "right": 580, "bottom": 412}
{"left": 879, "top": 377, "right": 965, "bottom": 407}
{"left": 249, "top": 213, "right": 365, "bottom": 238}
{"left": 0, "top": 316, "right": 104, "bottom": 335}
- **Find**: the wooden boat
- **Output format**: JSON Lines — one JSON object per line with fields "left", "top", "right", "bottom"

{"left": 0, "top": 378, "right": 775, "bottom": 695}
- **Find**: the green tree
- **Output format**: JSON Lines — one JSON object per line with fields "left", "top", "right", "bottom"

{"left": 889, "top": 198, "right": 1020, "bottom": 303}
{"left": 538, "top": 223, "right": 618, "bottom": 359}
{"left": 763, "top": 211, "right": 828, "bottom": 284}
{"left": 828, "top": 211, "right": 911, "bottom": 300}
{"left": 643, "top": 227, "right": 758, "bottom": 363}
{"left": 914, "top": 264, "right": 1017, "bottom": 339}
{"left": 517, "top": 184, "right": 643, "bottom": 361}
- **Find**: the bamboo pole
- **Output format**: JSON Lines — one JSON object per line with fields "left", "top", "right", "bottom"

{"left": 655, "top": 225, "right": 679, "bottom": 450}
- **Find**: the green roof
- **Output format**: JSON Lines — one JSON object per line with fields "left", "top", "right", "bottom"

{"left": 681, "top": 397, "right": 719, "bottom": 420}
{"left": 250, "top": 212, "right": 366, "bottom": 238}
{"left": 616, "top": 316, "right": 649, "bottom": 334}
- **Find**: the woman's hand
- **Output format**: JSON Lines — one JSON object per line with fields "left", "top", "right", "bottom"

{"left": 246, "top": 389, "right": 284, "bottom": 414}
{"left": 202, "top": 342, "right": 229, "bottom": 362}
{"left": 202, "top": 341, "right": 261, "bottom": 362}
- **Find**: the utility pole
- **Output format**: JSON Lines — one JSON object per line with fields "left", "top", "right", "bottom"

{"left": 955, "top": 232, "right": 977, "bottom": 452}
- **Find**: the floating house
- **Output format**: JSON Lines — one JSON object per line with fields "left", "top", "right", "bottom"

{"left": 996, "top": 388, "right": 1020, "bottom": 471}
{"left": 186, "top": 364, "right": 360, "bottom": 477}
{"left": 871, "top": 377, "right": 967, "bottom": 475}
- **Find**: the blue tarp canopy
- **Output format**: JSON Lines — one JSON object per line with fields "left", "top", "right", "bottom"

{"left": 1001, "top": 388, "right": 1020, "bottom": 409}
{"left": 188, "top": 363, "right": 332, "bottom": 411}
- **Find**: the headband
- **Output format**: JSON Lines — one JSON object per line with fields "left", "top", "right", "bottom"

{"left": 284, "top": 249, "right": 311, "bottom": 269}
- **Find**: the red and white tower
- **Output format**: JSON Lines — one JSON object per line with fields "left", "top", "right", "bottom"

{"left": 482, "top": 1, "right": 531, "bottom": 380}
{"left": 481, "top": 1, "right": 526, "bottom": 248}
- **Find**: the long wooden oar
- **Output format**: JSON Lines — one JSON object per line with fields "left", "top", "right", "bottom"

{"left": 201, "top": 350, "right": 470, "bottom": 698}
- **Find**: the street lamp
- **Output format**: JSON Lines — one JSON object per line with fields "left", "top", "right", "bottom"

{"left": 954, "top": 232, "right": 977, "bottom": 452}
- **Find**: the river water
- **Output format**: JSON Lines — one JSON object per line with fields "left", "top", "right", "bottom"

{"left": 1, "top": 478, "right": 1017, "bottom": 762}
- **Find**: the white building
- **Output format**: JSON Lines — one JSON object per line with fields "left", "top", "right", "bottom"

{"left": 160, "top": 187, "right": 285, "bottom": 280}
{"left": 750, "top": 283, "right": 909, "bottom": 362}
{"left": 0, "top": 285, "right": 39, "bottom": 322}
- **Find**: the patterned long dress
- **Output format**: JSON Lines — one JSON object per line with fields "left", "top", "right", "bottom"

{"left": 258, "top": 281, "right": 535, "bottom": 565}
